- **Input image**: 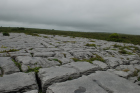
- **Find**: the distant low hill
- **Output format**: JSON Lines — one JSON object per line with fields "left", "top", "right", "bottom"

{"left": 0, "top": 27, "right": 140, "bottom": 45}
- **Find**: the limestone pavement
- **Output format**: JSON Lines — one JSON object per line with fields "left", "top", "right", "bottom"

{"left": 0, "top": 33, "right": 140, "bottom": 93}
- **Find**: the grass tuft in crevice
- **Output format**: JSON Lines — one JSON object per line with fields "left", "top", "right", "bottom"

{"left": 26, "top": 66, "right": 41, "bottom": 73}
{"left": 72, "top": 54, "right": 105, "bottom": 63}
{"left": 0, "top": 67, "right": 4, "bottom": 77}
{"left": 12, "top": 59, "right": 22, "bottom": 72}
{"left": 0, "top": 49, "right": 19, "bottom": 53}
{"left": 85, "top": 43, "right": 96, "bottom": 47}
{"left": 53, "top": 59, "right": 62, "bottom": 65}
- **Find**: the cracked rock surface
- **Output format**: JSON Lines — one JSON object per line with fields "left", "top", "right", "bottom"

{"left": 0, "top": 33, "right": 140, "bottom": 93}
{"left": 0, "top": 72, "right": 38, "bottom": 93}
{"left": 47, "top": 71, "right": 140, "bottom": 93}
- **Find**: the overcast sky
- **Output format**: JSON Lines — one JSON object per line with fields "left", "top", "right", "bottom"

{"left": 0, "top": 0, "right": 140, "bottom": 35}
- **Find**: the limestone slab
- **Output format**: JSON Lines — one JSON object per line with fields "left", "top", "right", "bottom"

{"left": 46, "top": 75, "right": 107, "bottom": 93}
{"left": 38, "top": 66, "right": 80, "bottom": 93}
{"left": 70, "top": 51, "right": 93, "bottom": 59}
{"left": 15, "top": 56, "right": 60, "bottom": 72}
{"left": 104, "top": 57, "right": 122, "bottom": 68}
{"left": 92, "top": 60, "right": 108, "bottom": 70}
{"left": 0, "top": 72, "right": 38, "bottom": 93}
{"left": 34, "top": 52, "right": 55, "bottom": 57}
{"left": 63, "top": 62, "right": 99, "bottom": 75}
{"left": 89, "top": 71, "right": 140, "bottom": 93}
{"left": 24, "top": 90, "right": 38, "bottom": 93}
{"left": 0, "top": 57, "right": 20, "bottom": 75}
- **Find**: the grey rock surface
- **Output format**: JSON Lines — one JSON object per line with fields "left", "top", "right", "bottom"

{"left": 38, "top": 66, "right": 80, "bottom": 93}
{"left": 89, "top": 71, "right": 140, "bottom": 93}
{"left": 70, "top": 51, "right": 93, "bottom": 59}
{"left": 63, "top": 62, "right": 99, "bottom": 75}
{"left": 15, "top": 56, "right": 60, "bottom": 72}
{"left": 33, "top": 52, "right": 55, "bottom": 57}
{"left": 128, "top": 77, "right": 138, "bottom": 83}
{"left": 92, "top": 60, "right": 108, "bottom": 70}
{"left": 10, "top": 53, "right": 31, "bottom": 57}
{"left": 116, "top": 65, "right": 135, "bottom": 73}
{"left": 104, "top": 57, "right": 122, "bottom": 68}
{"left": 0, "top": 57, "right": 20, "bottom": 75}
{"left": 46, "top": 75, "right": 108, "bottom": 93}
{"left": 110, "top": 70, "right": 129, "bottom": 78}
{"left": 138, "top": 72, "right": 140, "bottom": 77}
{"left": 0, "top": 33, "right": 140, "bottom": 93}
{"left": 0, "top": 72, "right": 38, "bottom": 93}
{"left": 24, "top": 90, "right": 38, "bottom": 93}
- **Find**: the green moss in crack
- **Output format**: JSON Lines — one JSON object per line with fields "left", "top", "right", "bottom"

{"left": 72, "top": 54, "right": 105, "bottom": 64}
{"left": 53, "top": 59, "right": 62, "bottom": 65}
{"left": 113, "top": 44, "right": 122, "bottom": 48}
{"left": 138, "top": 77, "right": 140, "bottom": 81}
{"left": 131, "top": 69, "right": 140, "bottom": 77}
{"left": 122, "top": 45, "right": 131, "bottom": 50}
{"left": 70, "top": 41, "right": 76, "bottom": 44}
{"left": 30, "top": 53, "right": 34, "bottom": 57}
{"left": 92, "top": 54, "right": 105, "bottom": 62}
{"left": 12, "top": 59, "right": 22, "bottom": 72}
{"left": 85, "top": 43, "right": 96, "bottom": 47}
{"left": 29, "top": 48, "right": 34, "bottom": 50}
{"left": 113, "top": 44, "right": 139, "bottom": 54}
{"left": 130, "top": 46, "right": 140, "bottom": 53}
{"left": 90, "top": 40, "right": 95, "bottom": 42}
{"left": 48, "top": 59, "right": 52, "bottom": 61}
{"left": 0, "top": 67, "right": 3, "bottom": 77}
{"left": 34, "top": 62, "right": 38, "bottom": 65}
{"left": 103, "top": 47, "right": 110, "bottom": 50}
{"left": 68, "top": 77, "right": 72, "bottom": 80}
{"left": 111, "top": 49, "right": 117, "bottom": 50}
{"left": 63, "top": 53, "right": 66, "bottom": 58}
{"left": 26, "top": 66, "right": 41, "bottom": 73}
{"left": 72, "top": 58, "right": 81, "bottom": 62}
{"left": 1, "top": 45, "right": 7, "bottom": 48}
{"left": 119, "top": 49, "right": 132, "bottom": 55}
{"left": 0, "top": 49, "right": 19, "bottom": 53}
{"left": 122, "top": 69, "right": 130, "bottom": 72}
{"left": 43, "top": 36, "right": 48, "bottom": 38}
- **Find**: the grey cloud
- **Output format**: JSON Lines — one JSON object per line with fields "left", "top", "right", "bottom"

{"left": 0, "top": 0, "right": 140, "bottom": 34}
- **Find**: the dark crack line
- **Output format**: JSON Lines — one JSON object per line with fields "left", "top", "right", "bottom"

{"left": 93, "top": 79, "right": 113, "bottom": 93}
{"left": 35, "top": 73, "right": 42, "bottom": 93}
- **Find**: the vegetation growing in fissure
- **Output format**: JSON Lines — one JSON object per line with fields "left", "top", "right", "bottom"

{"left": 12, "top": 59, "right": 22, "bottom": 72}
{"left": 0, "top": 49, "right": 19, "bottom": 53}
{"left": 26, "top": 66, "right": 41, "bottom": 73}
{"left": 72, "top": 54, "right": 105, "bottom": 63}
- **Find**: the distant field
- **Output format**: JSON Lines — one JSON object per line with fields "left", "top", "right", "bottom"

{"left": 0, "top": 27, "right": 140, "bottom": 45}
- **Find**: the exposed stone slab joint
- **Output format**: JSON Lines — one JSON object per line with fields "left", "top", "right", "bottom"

{"left": 93, "top": 79, "right": 113, "bottom": 93}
